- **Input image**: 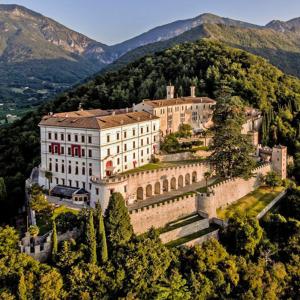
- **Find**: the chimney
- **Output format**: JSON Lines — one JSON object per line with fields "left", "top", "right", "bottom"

{"left": 126, "top": 107, "right": 129, "bottom": 113}
{"left": 166, "top": 85, "right": 174, "bottom": 99}
{"left": 190, "top": 86, "right": 196, "bottom": 98}
{"left": 112, "top": 111, "right": 115, "bottom": 116}
{"left": 78, "top": 102, "right": 83, "bottom": 111}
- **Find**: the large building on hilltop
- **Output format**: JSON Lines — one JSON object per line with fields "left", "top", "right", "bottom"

{"left": 38, "top": 109, "right": 160, "bottom": 204}
{"left": 133, "top": 86, "right": 216, "bottom": 135}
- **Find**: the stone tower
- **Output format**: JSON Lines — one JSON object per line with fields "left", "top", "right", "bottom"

{"left": 166, "top": 85, "right": 174, "bottom": 99}
{"left": 271, "top": 145, "right": 287, "bottom": 179}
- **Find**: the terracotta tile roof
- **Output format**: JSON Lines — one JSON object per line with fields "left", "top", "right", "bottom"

{"left": 142, "top": 97, "right": 216, "bottom": 108}
{"left": 53, "top": 109, "right": 109, "bottom": 118}
{"left": 39, "top": 111, "right": 159, "bottom": 130}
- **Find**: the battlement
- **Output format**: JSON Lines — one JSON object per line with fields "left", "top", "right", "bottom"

{"left": 129, "top": 193, "right": 196, "bottom": 214}
{"left": 97, "top": 161, "right": 206, "bottom": 185}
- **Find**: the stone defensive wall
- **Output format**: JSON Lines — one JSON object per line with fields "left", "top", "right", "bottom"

{"left": 19, "top": 228, "right": 79, "bottom": 262}
{"left": 129, "top": 193, "right": 198, "bottom": 234}
{"left": 198, "top": 163, "right": 272, "bottom": 218}
{"left": 159, "top": 218, "right": 210, "bottom": 244}
{"left": 97, "top": 161, "right": 211, "bottom": 210}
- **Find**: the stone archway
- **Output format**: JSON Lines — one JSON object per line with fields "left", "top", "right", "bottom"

{"left": 163, "top": 179, "right": 169, "bottom": 193}
{"left": 154, "top": 182, "right": 161, "bottom": 195}
{"left": 185, "top": 173, "right": 191, "bottom": 186}
{"left": 146, "top": 184, "right": 153, "bottom": 198}
{"left": 192, "top": 171, "right": 197, "bottom": 183}
{"left": 171, "top": 177, "right": 176, "bottom": 190}
{"left": 137, "top": 187, "right": 144, "bottom": 201}
{"left": 178, "top": 175, "right": 184, "bottom": 188}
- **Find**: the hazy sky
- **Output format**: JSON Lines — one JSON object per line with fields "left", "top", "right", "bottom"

{"left": 2, "top": 0, "right": 300, "bottom": 45}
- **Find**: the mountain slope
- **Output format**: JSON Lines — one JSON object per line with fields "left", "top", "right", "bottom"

{"left": 0, "top": 4, "right": 111, "bottom": 107}
{"left": 108, "top": 23, "right": 300, "bottom": 78}
{"left": 109, "top": 13, "right": 259, "bottom": 58}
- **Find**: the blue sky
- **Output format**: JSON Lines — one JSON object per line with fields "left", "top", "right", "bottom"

{"left": 2, "top": 0, "right": 300, "bottom": 45}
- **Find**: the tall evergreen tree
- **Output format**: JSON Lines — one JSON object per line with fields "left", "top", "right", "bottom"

{"left": 97, "top": 204, "right": 108, "bottom": 263}
{"left": 18, "top": 270, "right": 27, "bottom": 300}
{"left": 51, "top": 220, "right": 58, "bottom": 262}
{"left": 86, "top": 209, "right": 97, "bottom": 264}
{"left": 210, "top": 91, "right": 255, "bottom": 179}
{"left": 104, "top": 193, "right": 133, "bottom": 248}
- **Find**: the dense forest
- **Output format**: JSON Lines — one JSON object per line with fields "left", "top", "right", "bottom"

{"left": 1, "top": 40, "right": 300, "bottom": 220}
{"left": 0, "top": 189, "right": 299, "bottom": 299}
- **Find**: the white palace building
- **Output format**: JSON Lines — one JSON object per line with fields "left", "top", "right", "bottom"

{"left": 38, "top": 108, "right": 161, "bottom": 205}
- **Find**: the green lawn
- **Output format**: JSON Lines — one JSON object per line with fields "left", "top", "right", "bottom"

{"left": 217, "top": 186, "right": 284, "bottom": 220}
{"left": 122, "top": 159, "right": 204, "bottom": 175}
{"left": 36, "top": 205, "right": 79, "bottom": 235}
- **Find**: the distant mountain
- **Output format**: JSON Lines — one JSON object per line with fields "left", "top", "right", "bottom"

{"left": 108, "top": 21, "right": 300, "bottom": 78}
{"left": 3, "top": 4, "right": 300, "bottom": 111}
{"left": 266, "top": 17, "right": 300, "bottom": 32}
{"left": 109, "top": 13, "right": 259, "bottom": 58}
{"left": 0, "top": 4, "right": 112, "bottom": 107}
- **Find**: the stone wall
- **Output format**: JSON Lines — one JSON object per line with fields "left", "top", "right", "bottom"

{"left": 96, "top": 161, "right": 211, "bottom": 210}
{"left": 198, "top": 163, "right": 271, "bottom": 218}
{"left": 257, "top": 190, "right": 286, "bottom": 219}
{"left": 20, "top": 228, "right": 80, "bottom": 262}
{"left": 157, "top": 152, "right": 195, "bottom": 162}
{"left": 182, "top": 229, "right": 219, "bottom": 247}
{"left": 159, "top": 219, "right": 209, "bottom": 244}
{"left": 129, "top": 193, "right": 198, "bottom": 234}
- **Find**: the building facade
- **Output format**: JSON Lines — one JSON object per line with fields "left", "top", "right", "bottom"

{"left": 38, "top": 110, "right": 160, "bottom": 202}
{"left": 133, "top": 86, "right": 216, "bottom": 135}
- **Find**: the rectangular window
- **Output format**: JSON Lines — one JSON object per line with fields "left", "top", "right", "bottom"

{"left": 88, "top": 136, "right": 92, "bottom": 144}
{"left": 133, "top": 152, "right": 136, "bottom": 159}
{"left": 89, "top": 168, "right": 92, "bottom": 176}
{"left": 69, "top": 180, "right": 72, "bottom": 187}
{"left": 81, "top": 135, "right": 85, "bottom": 143}
{"left": 61, "top": 147, "right": 64, "bottom": 155}
{"left": 124, "top": 156, "right": 127, "bottom": 162}
{"left": 147, "top": 126, "right": 149, "bottom": 133}
{"left": 76, "top": 181, "right": 79, "bottom": 188}
{"left": 61, "top": 164, "right": 65, "bottom": 173}
{"left": 68, "top": 134, "right": 71, "bottom": 142}
{"left": 82, "top": 167, "right": 85, "bottom": 175}
{"left": 48, "top": 132, "right": 52, "bottom": 140}
{"left": 96, "top": 188, "right": 99, "bottom": 195}
{"left": 61, "top": 133, "right": 64, "bottom": 141}
{"left": 82, "top": 149, "right": 85, "bottom": 157}
{"left": 133, "top": 141, "right": 136, "bottom": 149}
{"left": 48, "top": 145, "right": 52, "bottom": 153}
{"left": 88, "top": 149, "right": 92, "bottom": 158}
{"left": 68, "top": 147, "right": 71, "bottom": 155}
{"left": 54, "top": 133, "right": 58, "bottom": 140}
{"left": 133, "top": 129, "right": 136, "bottom": 136}
{"left": 117, "top": 158, "right": 120, "bottom": 165}
{"left": 107, "top": 148, "right": 110, "bottom": 156}
{"left": 141, "top": 139, "right": 143, "bottom": 146}
{"left": 141, "top": 150, "right": 144, "bottom": 156}
{"left": 117, "top": 133, "right": 120, "bottom": 140}
{"left": 75, "top": 135, "right": 78, "bottom": 142}
{"left": 124, "top": 131, "right": 127, "bottom": 139}
{"left": 141, "top": 127, "right": 143, "bottom": 134}
{"left": 117, "top": 145, "right": 120, "bottom": 154}
{"left": 107, "top": 135, "right": 110, "bottom": 143}
{"left": 62, "top": 179, "right": 65, "bottom": 186}
{"left": 124, "top": 144, "right": 127, "bottom": 151}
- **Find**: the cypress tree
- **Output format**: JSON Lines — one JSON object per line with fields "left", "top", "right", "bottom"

{"left": 18, "top": 270, "right": 27, "bottom": 300}
{"left": 105, "top": 193, "right": 133, "bottom": 248}
{"left": 51, "top": 220, "right": 58, "bottom": 262}
{"left": 97, "top": 205, "right": 108, "bottom": 263}
{"left": 86, "top": 209, "right": 97, "bottom": 264}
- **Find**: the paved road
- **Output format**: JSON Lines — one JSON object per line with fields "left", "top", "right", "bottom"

{"left": 128, "top": 178, "right": 215, "bottom": 211}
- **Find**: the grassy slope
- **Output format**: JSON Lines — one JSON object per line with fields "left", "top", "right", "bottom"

{"left": 217, "top": 186, "right": 285, "bottom": 220}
